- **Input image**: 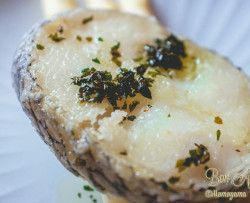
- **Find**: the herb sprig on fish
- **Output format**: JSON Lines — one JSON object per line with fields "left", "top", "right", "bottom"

{"left": 72, "top": 34, "right": 186, "bottom": 111}
{"left": 72, "top": 67, "right": 153, "bottom": 110}
{"left": 176, "top": 143, "right": 210, "bottom": 172}
{"left": 145, "top": 35, "right": 186, "bottom": 70}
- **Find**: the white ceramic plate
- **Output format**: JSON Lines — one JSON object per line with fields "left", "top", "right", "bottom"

{"left": 0, "top": 0, "right": 249, "bottom": 202}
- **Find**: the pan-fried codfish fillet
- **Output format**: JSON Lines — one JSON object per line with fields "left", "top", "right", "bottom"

{"left": 12, "top": 9, "right": 250, "bottom": 203}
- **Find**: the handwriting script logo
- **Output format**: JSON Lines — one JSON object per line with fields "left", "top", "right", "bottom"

{"left": 205, "top": 168, "right": 250, "bottom": 189}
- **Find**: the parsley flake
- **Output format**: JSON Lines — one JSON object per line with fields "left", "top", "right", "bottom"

{"left": 110, "top": 42, "right": 122, "bottom": 67}
{"left": 86, "top": 37, "right": 93, "bottom": 42}
{"left": 126, "top": 115, "right": 136, "bottom": 121}
{"left": 76, "top": 35, "right": 82, "bottom": 41}
{"left": 81, "top": 67, "right": 90, "bottom": 73}
{"left": 133, "top": 56, "right": 143, "bottom": 62}
{"left": 145, "top": 35, "right": 186, "bottom": 70}
{"left": 111, "top": 42, "right": 120, "bottom": 50}
{"left": 98, "top": 37, "right": 103, "bottom": 41}
{"left": 36, "top": 44, "right": 44, "bottom": 50}
{"left": 112, "top": 58, "right": 122, "bottom": 67}
{"left": 120, "top": 150, "right": 127, "bottom": 155}
{"left": 83, "top": 185, "right": 94, "bottom": 191}
{"left": 217, "top": 130, "right": 221, "bottom": 141}
{"left": 92, "top": 57, "right": 100, "bottom": 64}
{"left": 136, "top": 65, "right": 146, "bottom": 75}
{"left": 176, "top": 143, "right": 210, "bottom": 172}
{"left": 48, "top": 33, "right": 65, "bottom": 42}
{"left": 82, "top": 16, "right": 93, "bottom": 24}
{"left": 148, "top": 69, "right": 167, "bottom": 78}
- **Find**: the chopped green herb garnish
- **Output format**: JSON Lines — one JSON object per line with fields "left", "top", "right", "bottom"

{"left": 98, "top": 37, "right": 103, "bottom": 41}
{"left": 168, "top": 176, "right": 180, "bottom": 184}
{"left": 111, "top": 42, "right": 120, "bottom": 50}
{"left": 76, "top": 35, "right": 82, "bottom": 41}
{"left": 110, "top": 42, "right": 122, "bottom": 67}
{"left": 89, "top": 195, "right": 97, "bottom": 202}
{"left": 72, "top": 36, "right": 186, "bottom": 113}
{"left": 83, "top": 185, "right": 94, "bottom": 191}
{"left": 36, "top": 44, "right": 44, "bottom": 50}
{"left": 176, "top": 143, "right": 210, "bottom": 172}
{"left": 148, "top": 69, "right": 167, "bottom": 78}
{"left": 120, "top": 68, "right": 128, "bottom": 72}
{"left": 217, "top": 130, "right": 221, "bottom": 141}
{"left": 144, "top": 77, "right": 154, "bottom": 83}
{"left": 133, "top": 56, "right": 143, "bottom": 62}
{"left": 118, "top": 68, "right": 153, "bottom": 99}
{"left": 92, "top": 57, "right": 100, "bottom": 64}
{"left": 136, "top": 65, "right": 146, "bottom": 75}
{"left": 72, "top": 68, "right": 153, "bottom": 109}
{"left": 120, "top": 150, "right": 127, "bottom": 155}
{"left": 106, "top": 73, "right": 112, "bottom": 81}
{"left": 112, "top": 58, "right": 122, "bottom": 67}
{"left": 176, "top": 160, "right": 187, "bottom": 173}
{"left": 86, "top": 37, "right": 93, "bottom": 42}
{"left": 129, "top": 101, "right": 140, "bottom": 112}
{"left": 127, "top": 115, "right": 136, "bottom": 121}
{"left": 48, "top": 32, "right": 65, "bottom": 42}
{"left": 81, "top": 67, "right": 90, "bottom": 73}
{"left": 214, "top": 116, "right": 223, "bottom": 124}
{"left": 82, "top": 16, "right": 93, "bottom": 24}
{"left": 145, "top": 35, "right": 186, "bottom": 70}
{"left": 168, "top": 114, "right": 171, "bottom": 117}
{"left": 77, "top": 193, "right": 82, "bottom": 198}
